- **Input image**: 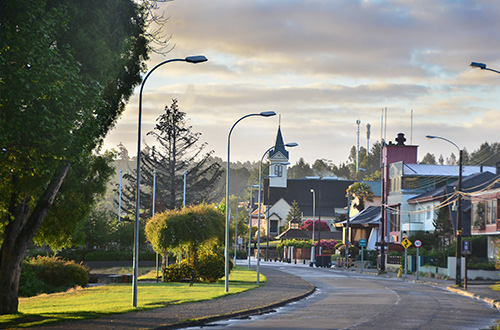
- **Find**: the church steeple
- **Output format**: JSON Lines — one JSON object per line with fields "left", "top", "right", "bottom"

{"left": 269, "top": 125, "right": 289, "bottom": 160}
{"left": 268, "top": 122, "right": 289, "bottom": 188}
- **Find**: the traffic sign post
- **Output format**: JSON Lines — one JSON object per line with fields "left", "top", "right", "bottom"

{"left": 401, "top": 238, "right": 412, "bottom": 279}
{"left": 414, "top": 240, "right": 422, "bottom": 280}
{"left": 359, "top": 239, "right": 366, "bottom": 271}
{"left": 463, "top": 240, "right": 471, "bottom": 289}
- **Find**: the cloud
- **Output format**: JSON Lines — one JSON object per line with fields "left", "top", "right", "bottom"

{"left": 103, "top": 0, "right": 500, "bottom": 166}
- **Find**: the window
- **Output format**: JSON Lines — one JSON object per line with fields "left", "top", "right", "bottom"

{"left": 390, "top": 206, "right": 400, "bottom": 232}
{"left": 403, "top": 177, "right": 419, "bottom": 189}
{"left": 427, "top": 206, "right": 432, "bottom": 220}
{"left": 487, "top": 200, "right": 497, "bottom": 225}
{"left": 270, "top": 220, "right": 278, "bottom": 233}
{"left": 274, "top": 164, "right": 283, "bottom": 177}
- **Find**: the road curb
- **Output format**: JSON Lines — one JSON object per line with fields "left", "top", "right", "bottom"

{"left": 447, "top": 286, "right": 500, "bottom": 310}
{"left": 155, "top": 284, "right": 316, "bottom": 329}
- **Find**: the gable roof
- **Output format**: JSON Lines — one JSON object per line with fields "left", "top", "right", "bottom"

{"left": 264, "top": 178, "right": 355, "bottom": 218}
{"left": 337, "top": 206, "right": 381, "bottom": 226}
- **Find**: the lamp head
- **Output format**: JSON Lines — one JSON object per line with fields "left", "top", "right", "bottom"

{"left": 425, "top": 135, "right": 436, "bottom": 140}
{"left": 252, "top": 185, "right": 259, "bottom": 188}
{"left": 285, "top": 142, "right": 299, "bottom": 148}
{"left": 470, "top": 62, "right": 486, "bottom": 69}
{"left": 280, "top": 162, "right": 291, "bottom": 166}
{"left": 260, "top": 111, "right": 276, "bottom": 117}
{"left": 310, "top": 189, "right": 314, "bottom": 193}
{"left": 185, "top": 55, "right": 208, "bottom": 63}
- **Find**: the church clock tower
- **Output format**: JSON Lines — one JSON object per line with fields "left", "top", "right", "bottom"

{"left": 268, "top": 125, "right": 289, "bottom": 188}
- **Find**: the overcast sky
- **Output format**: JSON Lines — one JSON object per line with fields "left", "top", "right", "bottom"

{"left": 103, "top": 0, "right": 500, "bottom": 166}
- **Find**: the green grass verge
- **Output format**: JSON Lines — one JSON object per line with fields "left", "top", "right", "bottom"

{"left": 492, "top": 283, "right": 500, "bottom": 291}
{"left": 1, "top": 266, "right": 265, "bottom": 329}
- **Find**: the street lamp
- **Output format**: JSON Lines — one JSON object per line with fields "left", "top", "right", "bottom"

{"left": 256, "top": 143, "right": 298, "bottom": 284}
{"left": 310, "top": 189, "right": 316, "bottom": 265}
{"left": 225, "top": 111, "right": 276, "bottom": 293}
{"left": 426, "top": 135, "right": 463, "bottom": 286}
{"left": 470, "top": 62, "right": 500, "bottom": 74}
{"left": 133, "top": 55, "right": 207, "bottom": 308}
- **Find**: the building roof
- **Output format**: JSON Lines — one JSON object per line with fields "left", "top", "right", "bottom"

{"left": 362, "top": 180, "right": 382, "bottom": 197}
{"left": 402, "top": 163, "right": 495, "bottom": 177}
{"left": 408, "top": 171, "right": 498, "bottom": 204}
{"left": 264, "top": 178, "right": 355, "bottom": 218}
{"left": 337, "top": 206, "right": 381, "bottom": 227}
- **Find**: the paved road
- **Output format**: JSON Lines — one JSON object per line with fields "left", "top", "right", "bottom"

{"left": 191, "top": 262, "right": 500, "bottom": 330}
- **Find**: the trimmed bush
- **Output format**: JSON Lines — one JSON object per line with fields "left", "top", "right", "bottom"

{"left": 164, "top": 260, "right": 194, "bottom": 282}
{"left": 19, "top": 256, "right": 89, "bottom": 297}
{"left": 197, "top": 252, "right": 225, "bottom": 283}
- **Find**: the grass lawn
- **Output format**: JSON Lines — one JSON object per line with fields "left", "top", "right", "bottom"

{"left": 492, "top": 283, "right": 500, "bottom": 291}
{"left": 1, "top": 266, "right": 264, "bottom": 329}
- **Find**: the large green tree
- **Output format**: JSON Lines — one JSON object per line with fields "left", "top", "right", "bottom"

{"left": 0, "top": 0, "right": 150, "bottom": 314}
{"left": 120, "top": 99, "right": 223, "bottom": 215}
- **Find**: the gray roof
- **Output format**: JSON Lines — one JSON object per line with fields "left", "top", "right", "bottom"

{"left": 338, "top": 206, "right": 381, "bottom": 226}
{"left": 402, "top": 163, "right": 495, "bottom": 177}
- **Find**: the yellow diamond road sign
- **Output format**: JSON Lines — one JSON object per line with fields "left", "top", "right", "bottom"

{"left": 401, "top": 237, "right": 412, "bottom": 249}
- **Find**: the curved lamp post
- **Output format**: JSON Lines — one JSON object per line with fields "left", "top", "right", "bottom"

{"left": 470, "top": 62, "right": 500, "bottom": 75}
{"left": 133, "top": 55, "right": 208, "bottom": 308}
{"left": 225, "top": 111, "right": 276, "bottom": 293}
{"left": 256, "top": 143, "right": 298, "bottom": 284}
{"left": 426, "top": 135, "right": 463, "bottom": 286}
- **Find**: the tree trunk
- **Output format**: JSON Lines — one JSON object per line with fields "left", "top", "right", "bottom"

{"left": 0, "top": 161, "right": 71, "bottom": 315}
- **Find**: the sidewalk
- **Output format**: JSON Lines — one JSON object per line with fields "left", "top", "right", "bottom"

{"left": 344, "top": 265, "right": 500, "bottom": 310}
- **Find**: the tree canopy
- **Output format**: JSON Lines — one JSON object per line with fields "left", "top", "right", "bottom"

{"left": 0, "top": 0, "right": 151, "bottom": 314}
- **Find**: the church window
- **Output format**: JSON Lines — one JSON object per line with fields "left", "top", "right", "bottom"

{"left": 274, "top": 164, "right": 283, "bottom": 177}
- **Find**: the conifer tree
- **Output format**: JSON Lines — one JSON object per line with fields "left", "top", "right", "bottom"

{"left": 121, "top": 99, "right": 223, "bottom": 215}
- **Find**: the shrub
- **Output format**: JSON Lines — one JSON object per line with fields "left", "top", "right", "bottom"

{"left": 315, "top": 239, "right": 337, "bottom": 252}
{"left": 19, "top": 256, "right": 89, "bottom": 297}
{"left": 28, "top": 256, "right": 89, "bottom": 288}
{"left": 197, "top": 252, "right": 226, "bottom": 283}
{"left": 163, "top": 260, "right": 194, "bottom": 282}
{"left": 338, "top": 244, "right": 359, "bottom": 257}
{"left": 236, "top": 249, "right": 248, "bottom": 259}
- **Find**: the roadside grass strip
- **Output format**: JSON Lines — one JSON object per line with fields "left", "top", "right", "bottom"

{"left": 1, "top": 266, "right": 264, "bottom": 328}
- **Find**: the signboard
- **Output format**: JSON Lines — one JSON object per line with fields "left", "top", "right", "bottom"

{"left": 414, "top": 239, "right": 422, "bottom": 248}
{"left": 401, "top": 237, "right": 412, "bottom": 249}
{"left": 463, "top": 240, "right": 472, "bottom": 255}
{"left": 359, "top": 239, "right": 367, "bottom": 247}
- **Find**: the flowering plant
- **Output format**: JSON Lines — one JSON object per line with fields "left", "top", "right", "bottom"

{"left": 300, "top": 219, "right": 330, "bottom": 231}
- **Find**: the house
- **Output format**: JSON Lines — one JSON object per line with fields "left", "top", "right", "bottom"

{"left": 382, "top": 133, "right": 495, "bottom": 243}
{"left": 407, "top": 171, "right": 498, "bottom": 239}
{"left": 469, "top": 179, "right": 500, "bottom": 260}
{"left": 335, "top": 206, "right": 381, "bottom": 250}
{"left": 262, "top": 177, "right": 355, "bottom": 237}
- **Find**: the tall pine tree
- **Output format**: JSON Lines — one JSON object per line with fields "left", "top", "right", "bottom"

{"left": 121, "top": 99, "right": 223, "bottom": 215}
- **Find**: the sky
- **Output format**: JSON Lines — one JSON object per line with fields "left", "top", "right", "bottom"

{"left": 103, "top": 0, "right": 500, "bottom": 167}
